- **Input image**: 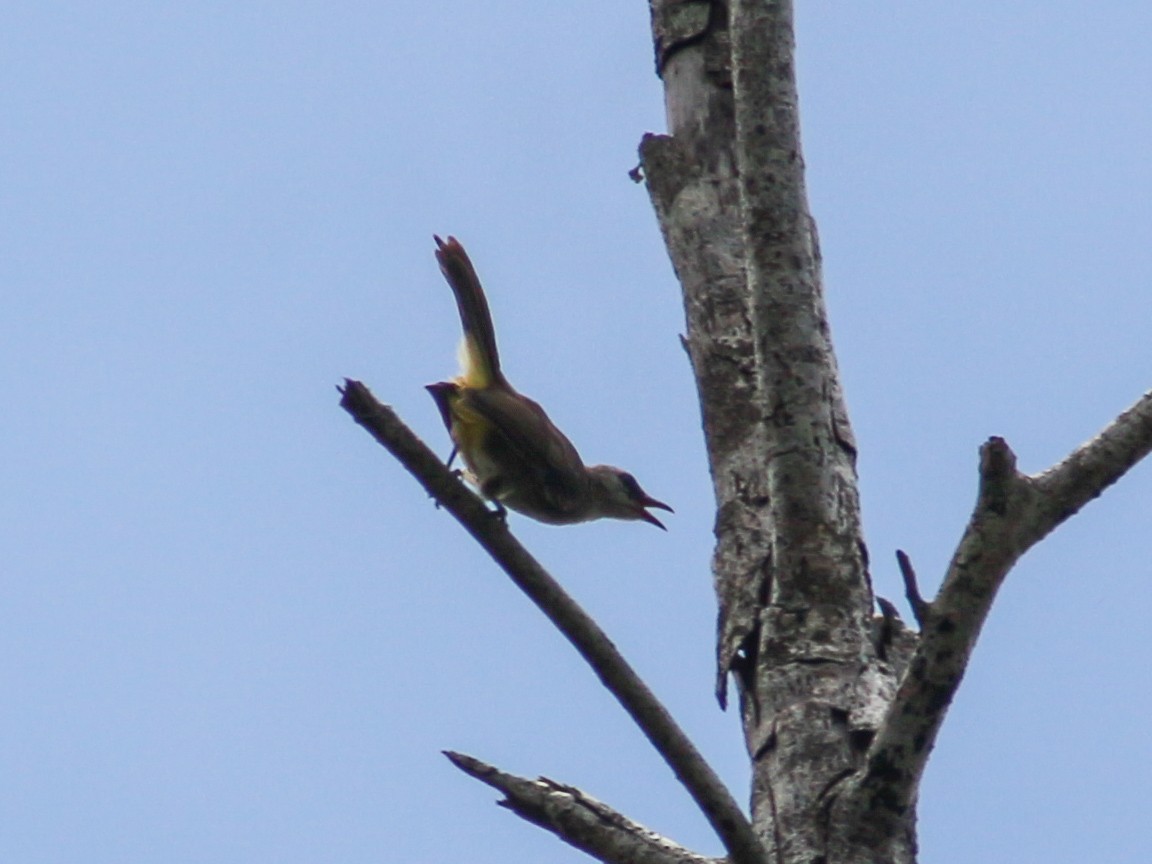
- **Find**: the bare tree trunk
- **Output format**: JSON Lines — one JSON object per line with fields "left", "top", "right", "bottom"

{"left": 346, "top": 4, "right": 1152, "bottom": 862}
{"left": 641, "top": 2, "right": 914, "bottom": 861}
{"left": 638, "top": 3, "right": 1152, "bottom": 863}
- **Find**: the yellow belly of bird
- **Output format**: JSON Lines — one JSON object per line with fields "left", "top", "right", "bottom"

{"left": 447, "top": 395, "right": 505, "bottom": 495}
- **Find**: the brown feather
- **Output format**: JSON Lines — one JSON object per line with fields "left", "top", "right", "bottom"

{"left": 434, "top": 235, "right": 504, "bottom": 389}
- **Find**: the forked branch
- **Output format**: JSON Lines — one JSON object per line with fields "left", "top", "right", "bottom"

{"left": 855, "top": 389, "right": 1152, "bottom": 820}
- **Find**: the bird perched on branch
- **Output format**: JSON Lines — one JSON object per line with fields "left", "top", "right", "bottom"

{"left": 426, "top": 235, "right": 672, "bottom": 528}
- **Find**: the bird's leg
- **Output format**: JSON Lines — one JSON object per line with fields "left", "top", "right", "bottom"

{"left": 477, "top": 477, "right": 509, "bottom": 523}
{"left": 431, "top": 446, "right": 464, "bottom": 511}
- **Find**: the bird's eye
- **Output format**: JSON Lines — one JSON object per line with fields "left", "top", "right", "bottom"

{"left": 618, "top": 472, "right": 643, "bottom": 498}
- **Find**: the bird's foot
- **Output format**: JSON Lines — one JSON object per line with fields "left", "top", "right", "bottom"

{"left": 491, "top": 500, "right": 508, "bottom": 524}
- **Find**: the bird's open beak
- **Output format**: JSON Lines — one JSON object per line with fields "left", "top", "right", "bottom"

{"left": 636, "top": 496, "right": 674, "bottom": 530}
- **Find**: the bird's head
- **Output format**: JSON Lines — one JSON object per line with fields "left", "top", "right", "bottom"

{"left": 586, "top": 466, "right": 674, "bottom": 529}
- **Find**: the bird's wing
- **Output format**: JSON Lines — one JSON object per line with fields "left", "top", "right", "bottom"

{"left": 463, "top": 386, "right": 588, "bottom": 499}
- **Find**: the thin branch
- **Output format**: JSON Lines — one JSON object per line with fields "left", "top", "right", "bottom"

{"left": 1029, "top": 389, "right": 1152, "bottom": 540}
{"left": 339, "top": 380, "right": 494, "bottom": 529}
{"left": 895, "top": 550, "right": 928, "bottom": 628}
{"left": 339, "top": 380, "right": 768, "bottom": 864}
{"left": 855, "top": 389, "right": 1152, "bottom": 821}
{"left": 445, "top": 751, "right": 718, "bottom": 864}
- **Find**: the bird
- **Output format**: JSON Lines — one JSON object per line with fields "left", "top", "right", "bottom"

{"left": 425, "top": 235, "right": 672, "bottom": 529}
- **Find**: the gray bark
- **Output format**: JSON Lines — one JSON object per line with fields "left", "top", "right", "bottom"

{"left": 643, "top": 2, "right": 907, "bottom": 861}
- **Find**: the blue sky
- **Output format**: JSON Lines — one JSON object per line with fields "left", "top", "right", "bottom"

{"left": 3, "top": 2, "right": 1150, "bottom": 862}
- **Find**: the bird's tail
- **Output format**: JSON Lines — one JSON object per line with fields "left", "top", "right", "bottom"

{"left": 434, "top": 235, "right": 503, "bottom": 389}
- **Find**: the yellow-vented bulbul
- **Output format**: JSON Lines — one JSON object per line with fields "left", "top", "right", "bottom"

{"left": 426, "top": 236, "right": 672, "bottom": 528}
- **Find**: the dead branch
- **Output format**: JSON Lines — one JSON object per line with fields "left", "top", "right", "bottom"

{"left": 445, "top": 751, "right": 718, "bottom": 864}
{"left": 339, "top": 379, "right": 767, "bottom": 864}
{"left": 855, "top": 389, "right": 1152, "bottom": 821}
